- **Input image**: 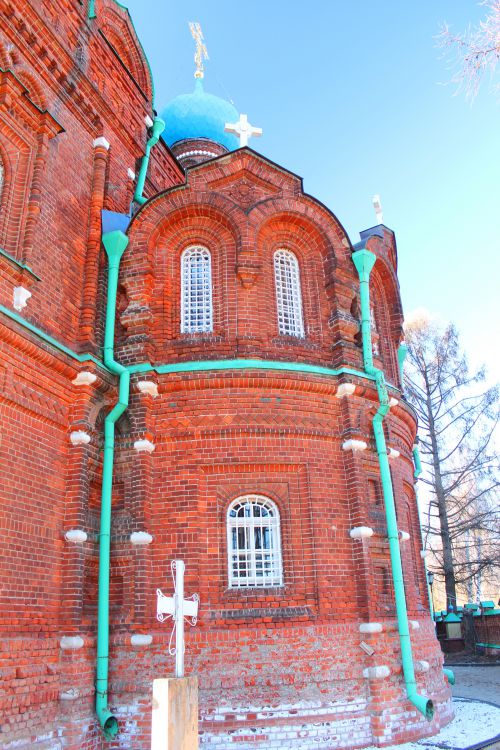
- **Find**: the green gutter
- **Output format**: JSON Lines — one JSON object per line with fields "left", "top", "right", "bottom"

{"left": 0, "top": 247, "right": 41, "bottom": 281}
{"left": 0, "top": 305, "right": 109, "bottom": 373}
{"left": 134, "top": 117, "right": 165, "bottom": 205}
{"left": 128, "top": 358, "right": 377, "bottom": 380}
{"left": 95, "top": 230, "right": 130, "bottom": 739}
{"left": 352, "top": 248, "right": 434, "bottom": 721}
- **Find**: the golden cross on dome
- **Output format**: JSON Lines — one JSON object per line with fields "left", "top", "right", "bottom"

{"left": 189, "top": 22, "right": 209, "bottom": 79}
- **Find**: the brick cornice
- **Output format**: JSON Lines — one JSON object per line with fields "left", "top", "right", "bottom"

{"left": 0, "top": 0, "right": 150, "bottom": 152}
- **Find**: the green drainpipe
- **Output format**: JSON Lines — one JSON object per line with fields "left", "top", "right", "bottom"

{"left": 88, "top": 0, "right": 96, "bottom": 18}
{"left": 442, "top": 668, "right": 455, "bottom": 685}
{"left": 397, "top": 341, "right": 408, "bottom": 386}
{"left": 413, "top": 444, "right": 422, "bottom": 479}
{"left": 134, "top": 117, "right": 165, "bottom": 205}
{"left": 352, "top": 248, "right": 434, "bottom": 721}
{"left": 95, "top": 230, "right": 130, "bottom": 739}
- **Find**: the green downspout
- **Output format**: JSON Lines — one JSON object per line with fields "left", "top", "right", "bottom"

{"left": 95, "top": 230, "right": 130, "bottom": 738}
{"left": 133, "top": 117, "right": 165, "bottom": 205}
{"left": 443, "top": 667, "right": 455, "bottom": 685}
{"left": 88, "top": 0, "right": 96, "bottom": 19}
{"left": 397, "top": 341, "right": 408, "bottom": 386}
{"left": 413, "top": 444, "right": 422, "bottom": 479}
{"left": 352, "top": 248, "right": 434, "bottom": 721}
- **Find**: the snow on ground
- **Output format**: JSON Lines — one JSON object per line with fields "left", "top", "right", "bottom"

{"left": 363, "top": 698, "right": 500, "bottom": 750}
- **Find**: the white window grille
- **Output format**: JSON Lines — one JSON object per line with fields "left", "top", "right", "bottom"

{"left": 181, "top": 245, "right": 213, "bottom": 333}
{"left": 274, "top": 249, "right": 304, "bottom": 337}
{"left": 227, "top": 495, "right": 283, "bottom": 588}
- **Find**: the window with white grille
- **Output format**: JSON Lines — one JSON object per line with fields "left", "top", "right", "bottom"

{"left": 227, "top": 495, "right": 283, "bottom": 588}
{"left": 274, "top": 249, "right": 304, "bottom": 337}
{"left": 181, "top": 245, "right": 213, "bottom": 333}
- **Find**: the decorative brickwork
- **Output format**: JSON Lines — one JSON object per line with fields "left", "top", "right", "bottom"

{"left": 0, "top": 3, "right": 452, "bottom": 749}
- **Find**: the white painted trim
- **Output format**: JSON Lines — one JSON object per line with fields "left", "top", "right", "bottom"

{"left": 13, "top": 286, "right": 32, "bottom": 311}
{"left": 64, "top": 529, "right": 88, "bottom": 544}
{"left": 335, "top": 383, "right": 356, "bottom": 398}
{"left": 137, "top": 381, "right": 159, "bottom": 398}
{"left": 130, "top": 531, "right": 153, "bottom": 546}
{"left": 144, "top": 115, "right": 154, "bottom": 128}
{"left": 388, "top": 448, "right": 400, "bottom": 459}
{"left": 127, "top": 168, "right": 136, "bottom": 180}
{"left": 342, "top": 439, "right": 368, "bottom": 452}
{"left": 177, "top": 149, "right": 219, "bottom": 160}
{"left": 410, "top": 620, "right": 420, "bottom": 630}
{"left": 350, "top": 526, "right": 374, "bottom": 539}
{"left": 134, "top": 439, "right": 155, "bottom": 453}
{"left": 130, "top": 634, "right": 153, "bottom": 647}
{"left": 93, "top": 136, "right": 110, "bottom": 150}
{"left": 72, "top": 371, "right": 97, "bottom": 386}
{"left": 359, "top": 622, "right": 383, "bottom": 634}
{"left": 60, "top": 636, "right": 84, "bottom": 650}
{"left": 389, "top": 398, "right": 399, "bottom": 408}
{"left": 363, "top": 666, "right": 391, "bottom": 679}
{"left": 70, "top": 430, "right": 91, "bottom": 446}
{"left": 399, "top": 530, "right": 410, "bottom": 542}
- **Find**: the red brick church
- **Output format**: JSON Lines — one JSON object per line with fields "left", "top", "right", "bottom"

{"left": 0, "top": 1, "right": 453, "bottom": 748}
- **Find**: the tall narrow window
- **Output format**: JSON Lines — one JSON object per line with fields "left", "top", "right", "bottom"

{"left": 227, "top": 495, "right": 283, "bottom": 588}
{"left": 181, "top": 245, "right": 213, "bottom": 333}
{"left": 274, "top": 249, "right": 304, "bottom": 337}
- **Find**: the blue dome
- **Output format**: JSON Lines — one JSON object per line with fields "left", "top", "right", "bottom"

{"left": 161, "top": 79, "right": 239, "bottom": 151}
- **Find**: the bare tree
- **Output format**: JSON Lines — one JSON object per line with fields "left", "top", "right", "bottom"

{"left": 437, "top": 0, "right": 500, "bottom": 101}
{"left": 404, "top": 315, "right": 499, "bottom": 608}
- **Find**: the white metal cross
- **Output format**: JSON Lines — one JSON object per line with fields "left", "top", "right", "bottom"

{"left": 224, "top": 113, "right": 263, "bottom": 148}
{"left": 156, "top": 560, "right": 199, "bottom": 678}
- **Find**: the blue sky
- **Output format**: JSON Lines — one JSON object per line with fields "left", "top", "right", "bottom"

{"left": 125, "top": 0, "right": 499, "bottom": 380}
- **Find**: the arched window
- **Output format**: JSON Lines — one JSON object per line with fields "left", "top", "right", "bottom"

{"left": 227, "top": 495, "right": 283, "bottom": 588}
{"left": 274, "top": 249, "right": 304, "bottom": 337}
{"left": 181, "top": 245, "right": 213, "bottom": 333}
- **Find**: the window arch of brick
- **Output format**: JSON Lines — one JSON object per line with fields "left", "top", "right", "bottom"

{"left": 274, "top": 248, "right": 304, "bottom": 338}
{"left": 227, "top": 495, "right": 283, "bottom": 588}
{"left": 180, "top": 245, "right": 213, "bottom": 334}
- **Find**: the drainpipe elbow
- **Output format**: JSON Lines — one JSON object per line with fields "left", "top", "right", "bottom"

{"left": 443, "top": 667, "right": 455, "bottom": 685}
{"left": 97, "top": 707, "right": 119, "bottom": 739}
{"left": 408, "top": 689, "right": 434, "bottom": 721}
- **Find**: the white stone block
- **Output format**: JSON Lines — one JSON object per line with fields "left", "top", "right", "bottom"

{"left": 93, "top": 136, "right": 110, "bottom": 150}
{"left": 350, "top": 526, "right": 374, "bottom": 539}
{"left": 388, "top": 448, "right": 400, "bottom": 459}
{"left": 70, "top": 430, "right": 91, "bottom": 446}
{"left": 137, "top": 380, "right": 159, "bottom": 398}
{"left": 134, "top": 439, "right": 155, "bottom": 453}
{"left": 131, "top": 634, "right": 153, "bottom": 647}
{"left": 363, "top": 666, "right": 391, "bottom": 680}
{"left": 60, "top": 688, "right": 80, "bottom": 701}
{"left": 64, "top": 529, "right": 88, "bottom": 544}
{"left": 60, "top": 636, "right": 84, "bottom": 651}
{"left": 389, "top": 398, "right": 399, "bottom": 408}
{"left": 342, "top": 439, "right": 368, "bottom": 452}
{"left": 335, "top": 383, "right": 356, "bottom": 398}
{"left": 415, "top": 660, "right": 429, "bottom": 673}
{"left": 72, "top": 371, "right": 97, "bottom": 386}
{"left": 127, "top": 168, "right": 136, "bottom": 180}
{"left": 399, "top": 530, "right": 410, "bottom": 542}
{"left": 13, "top": 286, "right": 32, "bottom": 311}
{"left": 144, "top": 114, "right": 154, "bottom": 128}
{"left": 359, "top": 622, "right": 383, "bottom": 634}
{"left": 130, "top": 531, "right": 153, "bottom": 546}
{"left": 410, "top": 620, "right": 420, "bottom": 630}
